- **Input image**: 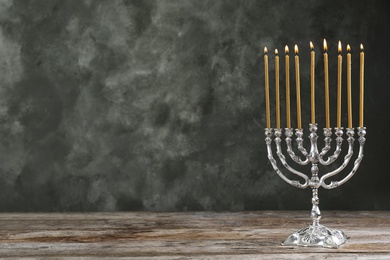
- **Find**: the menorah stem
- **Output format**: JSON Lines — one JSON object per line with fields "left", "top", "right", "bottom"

{"left": 310, "top": 162, "right": 321, "bottom": 227}
{"left": 311, "top": 187, "right": 321, "bottom": 226}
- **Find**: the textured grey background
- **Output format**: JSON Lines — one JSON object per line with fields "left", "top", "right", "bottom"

{"left": 0, "top": 0, "right": 388, "bottom": 212}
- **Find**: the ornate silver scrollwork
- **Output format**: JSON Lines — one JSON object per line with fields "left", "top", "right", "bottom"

{"left": 264, "top": 124, "right": 366, "bottom": 248}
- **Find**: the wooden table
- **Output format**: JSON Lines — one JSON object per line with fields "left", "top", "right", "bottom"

{"left": 0, "top": 211, "right": 389, "bottom": 259}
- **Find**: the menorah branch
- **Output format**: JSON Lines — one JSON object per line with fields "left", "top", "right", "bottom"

{"left": 275, "top": 129, "right": 310, "bottom": 184}
{"left": 296, "top": 128, "right": 310, "bottom": 160}
{"left": 285, "top": 128, "right": 310, "bottom": 165}
{"left": 321, "top": 127, "right": 366, "bottom": 189}
{"left": 265, "top": 128, "right": 309, "bottom": 189}
{"left": 319, "top": 127, "right": 343, "bottom": 165}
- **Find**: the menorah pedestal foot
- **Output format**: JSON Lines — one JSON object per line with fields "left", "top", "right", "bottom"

{"left": 282, "top": 224, "right": 348, "bottom": 248}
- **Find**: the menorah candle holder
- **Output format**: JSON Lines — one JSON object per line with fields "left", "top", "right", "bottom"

{"left": 265, "top": 124, "right": 366, "bottom": 248}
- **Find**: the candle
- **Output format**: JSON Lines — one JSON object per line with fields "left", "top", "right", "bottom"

{"left": 264, "top": 47, "right": 271, "bottom": 128}
{"left": 310, "top": 42, "right": 315, "bottom": 124}
{"left": 360, "top": 44, "right": 365, "bottom": 127}
{"left": 275, "top": 49, "right": 280, "bottom": 128}
{"left": 285, "top": 45, "right": 291, "bottom": 128}
{"left": 347, "top": 44, "right": 352, "bottom": 128}
{"left": 294, "top": 44, "right": 302, "bottom": 129}
{"left": 337, "top": 41, "right": 342, "bottom": 128}
{"left": 323, "top": 39, "right": 330, "bottom": 128}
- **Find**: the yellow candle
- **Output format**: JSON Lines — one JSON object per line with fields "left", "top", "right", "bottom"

{"left": 264, "top": 47, "right": 271, "bottom": 128}
{"left": 337, "top": 41, "right": 342, "bottom": 128}
{"left": 310, "top": 42, "right": 315, "bottom": 124}
{"left": 275, "top": 49, "right": 280, "bottom": 128}
{"left": 360, "top": 44, "right": 364, "bottom": 127}
{"left": 294, "top": 44, "right": 301, "bottom": 129}
{"left": 347, "top": 44, "right": 352, "bottom": 128}
{"left": 285, "top": 46, "right": 291, "bottom": 128}
{"left": 323, "top": 39, "right": 330, "bottom": 128}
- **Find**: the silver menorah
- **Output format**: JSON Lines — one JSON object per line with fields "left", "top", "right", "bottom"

{"left": 263, "top": 40, "right": 366, "bottom": 248}
{"left": 265, "top": 124, "right": 366, "bottom": 248}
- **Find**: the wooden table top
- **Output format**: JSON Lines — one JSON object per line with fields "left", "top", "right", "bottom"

{"left": 0, "top": 211, "right": 389, "bottom": 259}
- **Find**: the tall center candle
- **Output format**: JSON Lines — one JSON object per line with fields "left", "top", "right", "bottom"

{"left": 337, "top": 41, "right": 342, "bottom": 128}
{"left": 310, "top": 42, "right": 315, "bottom": 124}
{"left": 285, "top": 46, "right": 291, "bottom": 128}
{"left": 294, "top": 44, "right": 302, "bottom": 129}
{"left": 347, "top": 44, "right": 352, "bottom": 128}
{"left": 275, "top": 49, "right": 280, "bottom": 128}
{"left": 264, "top": 47, "right": 270, "bottom": 128}
{"left": 323, "top": 39, "right": 330, "bottom": 128}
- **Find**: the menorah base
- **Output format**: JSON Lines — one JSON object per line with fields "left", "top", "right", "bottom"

{"left": 282, "top": 224, "right": 348, "bottom": 248}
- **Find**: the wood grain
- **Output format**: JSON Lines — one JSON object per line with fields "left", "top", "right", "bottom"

{"left": 0, "top": 211, "right": 389, "bottom": 258}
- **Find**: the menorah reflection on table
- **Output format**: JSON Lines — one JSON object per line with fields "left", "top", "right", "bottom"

{"left": 263, "top": 39, "right": 366, "bottom": 248}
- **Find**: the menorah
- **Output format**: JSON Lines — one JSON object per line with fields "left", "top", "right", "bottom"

{"left": 263, "top": 40, "right": 366, "bottom": 248}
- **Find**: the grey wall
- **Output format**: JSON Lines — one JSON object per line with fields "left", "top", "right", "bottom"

{"left": 0, "top": 0, "right": 388, "bottom": 211}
